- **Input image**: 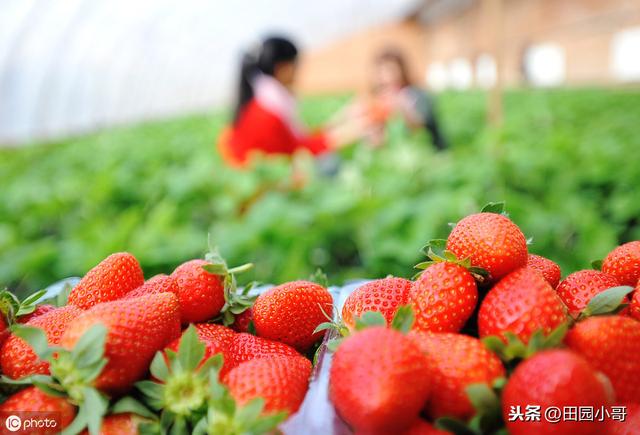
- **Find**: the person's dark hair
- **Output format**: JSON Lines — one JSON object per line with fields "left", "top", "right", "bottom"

{"left": 373, "top": 47, "right": 412, "bottom": 90}
{"left": 233, "top": 36, "right": 298, "bottom": 123}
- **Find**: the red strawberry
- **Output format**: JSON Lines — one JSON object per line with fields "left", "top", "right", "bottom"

{"left": 342, "top": 277, "right": 412, "bottom": 329}
{"left": 252, "top": 281, "right": 333, "bottom": 352}
{"left": 80, "top": 413, "right": 143, "bottom": 435}
{"left": 565, "top": 315, "right": 640, "bottom": 402}
{"left": 231, "top": 308, "right": 253, "bottom": 333}
{"left": 68, "top": 252, "right": 144, "bottom": 309}
{"left": 17, "top": 304, "right": 57, "bottom": 324}
{"left": 124, "top": 274, "right": 179, "bottom": 299}
{"left": 171, "top": 259, "right": 226, "bottom": 323}
{"left": 602, "top": 241, "right": 640, "bottom": 286}
{"left": 402, "top": 419, "right": 452, "bottom": 435}
{"left": 60, "top": 292, "right": 181, "bottom": 394}
{"left": 0, "top": 386, "right": 76, "bottom": 434}
{"left": 478, "top": 268, "right": 567, "bottom": 343}
{"left": 502, "top": 349, "right": 610, "bottom": 435}
{"left": 330, "top": 327, "right": 431, "bottom": 434}
{"left": 1, "top": 305, "right": 83, "bottom": 379}
{"left": 223, "top": 355, "right": 312, "bottom": 414}
{"left": 446, "top": 212, "right": 528, "bottom": 281}
{"left": 556, "top": 270, "right": 621, "bottom": 317}
{"left": 164, "top": 323, "right": 236, "bottom": 376}
{"left": 526, "top": 254, "right": 561, "bottom": 288}
{"left": 606, "top": 402, "right": 640, "bottom": 435}
{"left": 410, "top": 332, "right": 505, "bottom": 420}
{"left": 630, "top": 285, "right": 640, "bottom": 321}
{"left": 410, "top": 262, "right": 477, "bottom": 333}
{"left": 227, "top": 332, "right": 301, "bottom": 369}
{"left": 0, "top": 316, "right": 8, "bottom": 348}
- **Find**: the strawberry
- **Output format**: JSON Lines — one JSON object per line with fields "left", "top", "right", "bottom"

{"left": 0, "top": 316, "right": 8, "bottom": 348}
{"left": 227, "top": 332, "right": 301, "bottom": 369}
{"left": 85, "top": 413, "right": 143, "bottom": 435}
{"left": 409, "top": 262, "right": 477, "bottom": 333}
{"left": 606, "top": 402, "right": 640, "bottom": 435}
{"left": 526, "top": 254, "right": 561, "bottom": 288}
{"left": 446, "top": 211, "right": 528, "bottom": 281}
{"left": 231, "top": 307, "right": 253, "bottom": 332}
{"left": 556, "top": 270, "right": 621, "bottom": 317}
{"left": 252, "top": 280, "right": 333, "bottom": 352}
{"left": 170, "top": 259, "right": 226, "bottom": 323}
{"left": 410, "top": 332, "right": 505, "bottom": 420}
{"left": 478, "top": 267, "right": 567, "bottom": 343}
{"left": 1, "top": 305, "right": 83, "bottom": 379}
{"left": 602, "top": 241, "right": 640, "bottom": 286}
{"left": 329, "top": 327, "right": 431, "bottom": 434}
{"left": 60, "top": 292, "right": 181, "bottom": 394}
{"left": 17, "top": 304, "right": 57, "bottom": 323}
{"left": 223, "top": 354, "right": 312, "bottom": 414}
{"left": 502, "top": 349, "right": 610, "bottom": 435}
{"left": 124, "top": 274, "right": 179, "bottom": 299}
{"left": 342, "top": 277, "right": 412, "bottom": 329}
{"left": 402, "top": 419, "right": 452, "bottom": 435}
{"left": 565, "top": 315, "right": 640, "bottom": 403}
{"left": 68, "top": 252, "right": 144, "bottom": 309}
{"left": 630, "top": 284, "right": 640, "bottom": 321}
{"left": 164, "top": 323, "right": 235, "bottom": 376}
{"left": 0, "top": 386, "right": 76, "bottom": 434}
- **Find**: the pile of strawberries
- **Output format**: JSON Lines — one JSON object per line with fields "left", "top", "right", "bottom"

{"left": 1, "top": 202, "right": 639, "bottom": 435}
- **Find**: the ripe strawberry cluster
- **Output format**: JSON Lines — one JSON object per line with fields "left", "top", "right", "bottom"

{"left": 0, "top": 202, "right": 639, "bottom": 435}
{"left": 328, "top": 203, "right": 640, "bottom": 435}
{"left": 0, "top": 252, "right": 333, "bottom": 434}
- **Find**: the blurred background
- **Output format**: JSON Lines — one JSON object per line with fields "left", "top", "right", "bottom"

{"left": 1, "top": 0, "right": 640, "bottom": 295}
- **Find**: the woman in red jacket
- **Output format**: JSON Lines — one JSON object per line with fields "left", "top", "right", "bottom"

{"left": 219, "top": 36, "right": 361, "bottom": 167}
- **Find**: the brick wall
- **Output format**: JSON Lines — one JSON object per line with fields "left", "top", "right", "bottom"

{"left": 297, "top": 0, "right": 640, "bottom": 93}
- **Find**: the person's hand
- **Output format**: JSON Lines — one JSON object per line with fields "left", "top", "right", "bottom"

{"left": 326, "top": 114, "right": 370, "bottom": 149}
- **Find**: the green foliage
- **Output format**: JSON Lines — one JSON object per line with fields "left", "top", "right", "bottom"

{"left": 1, "top": 89, "right": 640, "bottom": 296}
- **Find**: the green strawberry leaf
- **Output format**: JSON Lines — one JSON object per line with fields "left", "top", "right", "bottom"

{"left": 420, "top": 239, "right": 447, "bottom": 256}
{"left": 16, "top": 290, "right": 47, "bottom": 316}
{"left": 177, "top": 325, "right": 206, "bottom": 372}
{"left": 33, "top": 381, "right": 67, "bottom": 398}
{"left": 83, "top": 387, "right": 109, "bottom": 435}
{"left": 136, "top": 381, "right": 165, "bottom": 410}
{"left": 354, "top": 311, "right": 386, "bottom": 330}
{"left": 0, "top": 290, "right": 21, "bottom": 324}
{"left": 481, "top": 201, "right": 506, "bottom": 215}
{"left": 591, "top": 259, "right": 603, "bottom": 270}
{"left": 71, "top": 324, "right": 107, "bottom": 368}
{"left": 414, "top": 260, "right": 435, "bottom": 270}
{"left": 326, "top": 338, "right": 343, "bottom": 352}
{"left": 308, "top": 268, "right": 329, "bottom": 287}
{"left": 313, "top": 322, "right": 337, "bottom": 335}
{"left": 112, "top": 396, "right": 158, "bottom": 420}
{"left": 150, "top": 352, "right": 170, "bottom": 382}
{"left": 247, "top": 320, "right": 257, "bottom": 335}
{"left": 579, "top": 286, "right": 634, "bottom": 318}
{"left": 435, "top": 417, "right": 479, "bottom": 435}
{"left": 236, "top": 397, "right": 264, "bottom": 422}
{"left": 541, "top": 322, "right": 569, "bottom": 348}
{"left": 492, "top": 377, "right": 507, "bottom": 390}
{"left": 466, "top": 383, "right": 500, "bottom": 413}
{"left": 202, "top": 264, "right": 228, "bottom": 275}
{"left": 390, "top": 305, "right": 414, "bottom": 334}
